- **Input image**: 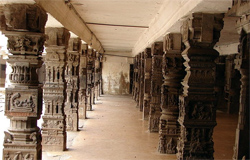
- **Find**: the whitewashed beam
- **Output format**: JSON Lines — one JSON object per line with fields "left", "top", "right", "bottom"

{"left": 35, "top": 0, "right": 104, "bottom": 53}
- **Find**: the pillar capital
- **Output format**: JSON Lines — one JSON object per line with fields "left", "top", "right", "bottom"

{"left": 151, "top": 41, "right": 163, "bottom": 56}
{"left": 45, "top": 27, "right": 70, "bottom": 47}
{"left": 1, "top": 4, "right": 47, "bottom": 33}
{"left": 68, "top": 37, "right": 81, "bottom": 52}
{"left": 181, "top": 13, "right": 224, "bottom": 48}
{"left": 236, "top": 14, "right": 250, "bottom": 34}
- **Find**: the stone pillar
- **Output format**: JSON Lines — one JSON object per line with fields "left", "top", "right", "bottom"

{"left": 139, "top": 52, "right": 145, "bottom": 111}
{"left": 65, "top": 37, "right": 81, "bottom": 131}
{"left": 78, "top": 44, "right": 88, "bottom": 119}
{"left": 132, "top": 55, "right": 139, "bottom": 101}
{"left": 94, "top": 52, "right": 100, "bottom": 101}
{"left": 225, "top": 54, "right": 240, "bottom": 114}
{"left": 158, "top": 33, "right": 184, "bottom": 154}
{"left": 1, "top": 4, "right": 47, "bottom": 160}
{"left": 149, "top": 42, "right": 163, "bottom": 132}
{"left": 143, "top": 48, "right": 152, "bottom": 120}
{"left": 87, "top": 49, "right": 94, "bottom": 111}
{"left": 99, "top": 53, "right": 103, "bottom": 96}
{"left": 91, "top": 51, "right": 96, "bottom": 105}
{"left": 136, "top": 53, "right": 142, "bottom": 107}
{"left": 42, "top": 27, "right": 70, "bottom": 151}
{"left": 177, "top": 13, "right": 224, "bottom": 159}
{"left": 232, "top": 14, "right": 249, "bottom": 160}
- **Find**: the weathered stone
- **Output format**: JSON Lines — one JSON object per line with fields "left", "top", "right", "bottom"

{"left": 65, "top": 37, "right": 81, "bottom": 131}
{"left": 143, "top": 48, "right": 152, "bottom": 120}
{"left": 149, "top": 42, "right": 163, "bottom": 132}
{"left": 224, "top": 54, "right": 240, "bottom": 114}
{"left": 78, "top": 44, "right": 88, "bottom": 119}
{"left": 177, "top": 13, "right": 224, "bottom": 159}
{"left": 158, "top": 33, "right": 184, "bottom": 154}
{"left": 86, "top": 49, "right": 95, "bottom": 111}
{"left": 138, "top": 52, "right": 145, "bottom": 112}
{"left": 231, "top": 6, "right": 250, "bottom": 159}
{"left": 42, "top": 27, "right": 70, "bottom": 151}
{"left": 1, "top": 4, "right": 47, "bottom": 160}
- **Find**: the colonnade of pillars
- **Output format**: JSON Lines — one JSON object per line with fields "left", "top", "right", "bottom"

{"left": 132, "top": 3, "right": 249, "bottom": 159}
{"left": 0, "top": 4, "right": 103, "bottom": 159}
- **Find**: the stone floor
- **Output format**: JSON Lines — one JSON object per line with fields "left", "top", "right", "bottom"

{"left": 0, "top": 94, "right": 238, "bottom": 160}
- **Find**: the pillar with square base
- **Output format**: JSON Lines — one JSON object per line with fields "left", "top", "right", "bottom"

{"left": 0, "top": 4, "right": 47, "bottom": 160}
{"left": 149, "top": 42, "right": 163, "bottom": 132}
{"left": 42, "top": 27, "right": 70, "bottom": 151}
{"left": 158, "top": 33, "right": 184, "bottom": 154}
{"left": 177, "top": 13, "right": 224, "bottom": 159}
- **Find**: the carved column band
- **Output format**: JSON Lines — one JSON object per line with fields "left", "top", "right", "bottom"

{"left": 149, "top": 42, "right": 163, "bottom": 132}
{"left": 158, "top": 33, "right": 184, "bottom": 154}
{"left": 177, "top": 13, "right": 224, "bottom": 159}
{"left": 143, "top": 48, "right": 152, "bottom": 120}
{"left": 1, "top": 4, "right": 47, "bottom": 160}
{"left": 42, "top": 27, "right": 70, "bottom": 151}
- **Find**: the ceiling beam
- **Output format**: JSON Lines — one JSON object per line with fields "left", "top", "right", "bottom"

{"left": 34, "top": 0, "right": 104, "bottom": 53}
{"left": 86, "top": 22, "right": 149, "bottom": 29}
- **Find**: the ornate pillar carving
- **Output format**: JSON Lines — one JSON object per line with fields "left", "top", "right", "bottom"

{"left": 177, "top": 13, "right": 224, "bottom": 159}
{"left": 135, "top": 53, "right": 142, "bottom": 107}
{"left": 224, "top": 54, "right": 240, "bottom": 114}
{"left": 232, "top": 14, "right": 249, "bottom": 160}
{"left": 65, "top": 37, "right": 81, "bottom": 131}
{"left": 149, "top": 42, "right": 163, "bottom": 132}
{"left": 143, "top": 48, "right": 152, "bottom": 120}
{"left": 133, "top": 55, "right": 140, "bottom": 103}
{"left": 78, "top": 44, "right": 88, "bottom": 119}
{"left": 86, "top": 49, "right": 94, "bottom": 111}
{"left": 158, "top": 33, "right": 184, "bottom": 154}
{"left": 42, "top": 27, "right": 70, "bottom": 151}
{"left": 94, "top": 52, "right": 100, "bottom": 102}
{"left": 1, "top": 4, "right": 47, "bottom": 160}
{"left": 139, "top": 52, "right": 145, "bottom": 111}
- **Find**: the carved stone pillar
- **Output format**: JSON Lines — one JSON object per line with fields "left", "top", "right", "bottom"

{"left": 64, "top": 37, "right": 81, "bottom": 131}
{"left": 232, "top": 14, "right": 249, "bottom": 160}
{"left": 94, "top": 52, "right": 100, "bottom": 102}
{"left": 78, "top": 44, "right": 88, "bottom": 119}
{"left": 87, "top": 49, "right": 94, "bottom": 111}
{"left": 139, "top": 52, "right": 145, "bottom": 111}
{"left": 143, "top": 48, "right": 152, "bottom": 120}
{"left": 42, "top": 27, "right": 70, "bottom": 151}
{"left": 149, "top": 42, "right": 163, "bottom": 132}
{"left": 132, "top": 56, "right": 136, "bottom": 99}
{"left": 224, "top": 54, "right": 240, "bottom": 114}
{"left": 158, "top": 33, "right": 184, "bottom": 154}
{"left": 132, "top": 55, "right": 139, "bottom": 101}
{"left": 136, "top": 53, "right": 142, "bottom": 107}
{"left": 91, "top": 51, "right": 96, "bottom": 105}
{"left": 0, "top": 4, "right": 47, "bottom": 160}
{"left": 177, "top": 13, "right": 224, "bottom": 159}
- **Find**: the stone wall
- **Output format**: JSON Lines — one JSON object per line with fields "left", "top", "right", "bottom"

{"left": 102, "top": 55, "right": 132, "bottom": 95}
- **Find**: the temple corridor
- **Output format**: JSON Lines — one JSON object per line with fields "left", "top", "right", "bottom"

{"left": 41, "top": 95, "right": 237, "bottom": 160}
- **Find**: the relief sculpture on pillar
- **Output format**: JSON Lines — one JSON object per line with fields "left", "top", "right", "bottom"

{"left": 228, "top": 3, "right": 250, "bottom": 158}
{"left": 78, "top": 44, "right": 88, "bottom": 119}
{"left": 42, "top": 27, "right": 70, "bottom": 151}
{"left": 64, "top": 37, "right": 81, "bottom": 131}
{"left": 149, "top": 42, "right": 163, "bottom": 132}
{"left": 158, "top": 33, "right": 184, "bottom": 154}
{"left": 143, "top": 48, "right": 152, "bottom": 120}
{"left": 177, "top": 13, "right": 224, "bottom": 159}
{"left": 0, "top": 3, "right": 47, "bottom": 160}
